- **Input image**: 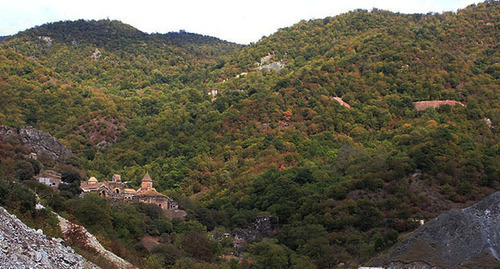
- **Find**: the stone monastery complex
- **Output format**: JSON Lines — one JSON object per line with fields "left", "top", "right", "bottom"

{"left": 80, "top": 172, "right": 178, "bottom": 210}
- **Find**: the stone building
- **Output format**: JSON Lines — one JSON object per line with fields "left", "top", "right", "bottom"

{"left": 80, "top": 176, "right": 112, "bottom": 197}
{"left": 80, "top": 172, "right": 177, "bottom": 210}
{"left": 133, "top": 173, "right": 174, "bottom": 210}
{"left": 35, "top": 170, "right": 61, "bottom": 189}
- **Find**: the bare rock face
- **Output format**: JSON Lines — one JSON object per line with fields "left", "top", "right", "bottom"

{"left": 257, "top": 53, "right": 286, "bottom": 71}
{"left": 381, "top": 192, "right": 500, "bottom": 268}
{"left": 231, "top": 214, "right": 273, "bottom": 242}
{"left": 413, "top": 100, "right": 465, "bottom": 111}
{"left": 258, "top": 61, "right": 285, "bottom": 71}
{"left": 19, "top": 126, "right": 73, "bottom": 160}
{"left": 37, "top": 36, "right": 53, "bottom": 48}
{"left": 0, "top": 126, "right": 73, "bottom": 160}
{"left": 332, "top": 97, "right": 351, "bottom": 109}
{"left": 92, "top": 48, "right": 101, "bottom": 61}
{"left": 0, "top": 206, "right": 96, "bottom": 269}
{"left": 254, "top": 215, "right": 272, "bottom": 237}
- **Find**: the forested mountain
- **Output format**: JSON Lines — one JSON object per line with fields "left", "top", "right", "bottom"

{"left": 0, "top": 19, "right": 241, "bottom": 150}
{"left": 0, "top": 1, "right": 499, "bottom": 268}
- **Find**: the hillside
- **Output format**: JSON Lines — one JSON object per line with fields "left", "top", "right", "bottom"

{"left": 0, "top": 1, "right": 499, "bottom": 268}
{"left": 0, "top": 19, "right": 242, "bottom": 150}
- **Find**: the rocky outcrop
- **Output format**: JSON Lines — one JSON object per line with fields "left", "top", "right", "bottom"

{"left": 19, "top": 126, "right": 73, "bottom": 160}
{"left": 231, "top": 215, "right": 272, "bottom": 242}
{"left": 332, "top": 97, "right": 351, "bottom": 109}
{"left": 0, "top": 126, "right": 73, "bottom": 160}
{"left": 58, "top": 215, "right": 137, "bottom": 269}
{"left": 0, "top": 206, "right": 96, "bottom": 269}
{"left": 258, "top": 61, "right": 285, "bottom": 71}
{"left": 257, "top": 53, "right": 286, "bottom": 71}
{"left": 37, "top": 36, "right": 53, "bottom": 48}
{"left": 413, "top": 100, "right": 465, "bottom": 111}
{"left": 230, "top": 215, "right": 273, "bottom": 257}
{"left": 380, "top": 192, "right": 500, "bottom": 268}
{"left": 92, "top": 48, "right": 101, "bottom": 61}
{"left": 483, "top": 117, "right": 493, "bottom": 128}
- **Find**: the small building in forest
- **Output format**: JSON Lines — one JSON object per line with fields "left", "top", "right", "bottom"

{"left": 35, "top": 170, "right": 61, "bottom": 188}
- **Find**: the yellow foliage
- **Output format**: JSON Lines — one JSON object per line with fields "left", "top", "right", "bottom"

{"left": 425, "top": 120, "right": 439, "bottom": 129}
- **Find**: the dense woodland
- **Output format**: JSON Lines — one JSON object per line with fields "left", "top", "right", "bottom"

{"left": 0, "top": 1, "right": 499, "bottom": 268}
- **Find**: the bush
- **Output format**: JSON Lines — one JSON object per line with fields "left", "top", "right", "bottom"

{"left": 175, "top": 220, "right": 207, "bottom": 234}
{"left": 180, "top": 231, "right": 213, "bottom": 262}
{"left": 14, "top": 160, "right": 35, "bottom": 181}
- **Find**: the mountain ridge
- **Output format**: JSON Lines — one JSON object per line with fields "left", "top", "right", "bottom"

{"left": 9, "top": 19, "right": 242, "bottom": 51}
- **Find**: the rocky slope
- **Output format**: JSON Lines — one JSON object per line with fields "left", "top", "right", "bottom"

{"left": 0, "top": 126, "right": 72, "bottom": 160}
{"left": 57, "top": 214, "right": 137, "bottom": 269}
{"left": 379, "top": 192, "right": 500, "bottom": 268}
{"left": 0, "top": 206, "right": 96, "bottom": 269}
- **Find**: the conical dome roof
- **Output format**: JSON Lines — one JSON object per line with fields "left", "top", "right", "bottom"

{"left": 88, "top": 177, "right": 98, "bottom": 182}
{"left": 142, "top": 172, "right": 152, "bottom": 182}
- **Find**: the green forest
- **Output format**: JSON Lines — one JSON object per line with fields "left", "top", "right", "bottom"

{"left": 0, "top": 1, "right": 499, "bottom": 268}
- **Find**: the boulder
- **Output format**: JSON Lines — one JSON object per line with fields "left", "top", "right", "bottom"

{"left": 380, "top": 192, "right": 500, "bottom": 268}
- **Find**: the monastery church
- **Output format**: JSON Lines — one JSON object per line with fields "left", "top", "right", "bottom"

{"left": 80, "top": 172, "right": 178, "bottom": 210}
